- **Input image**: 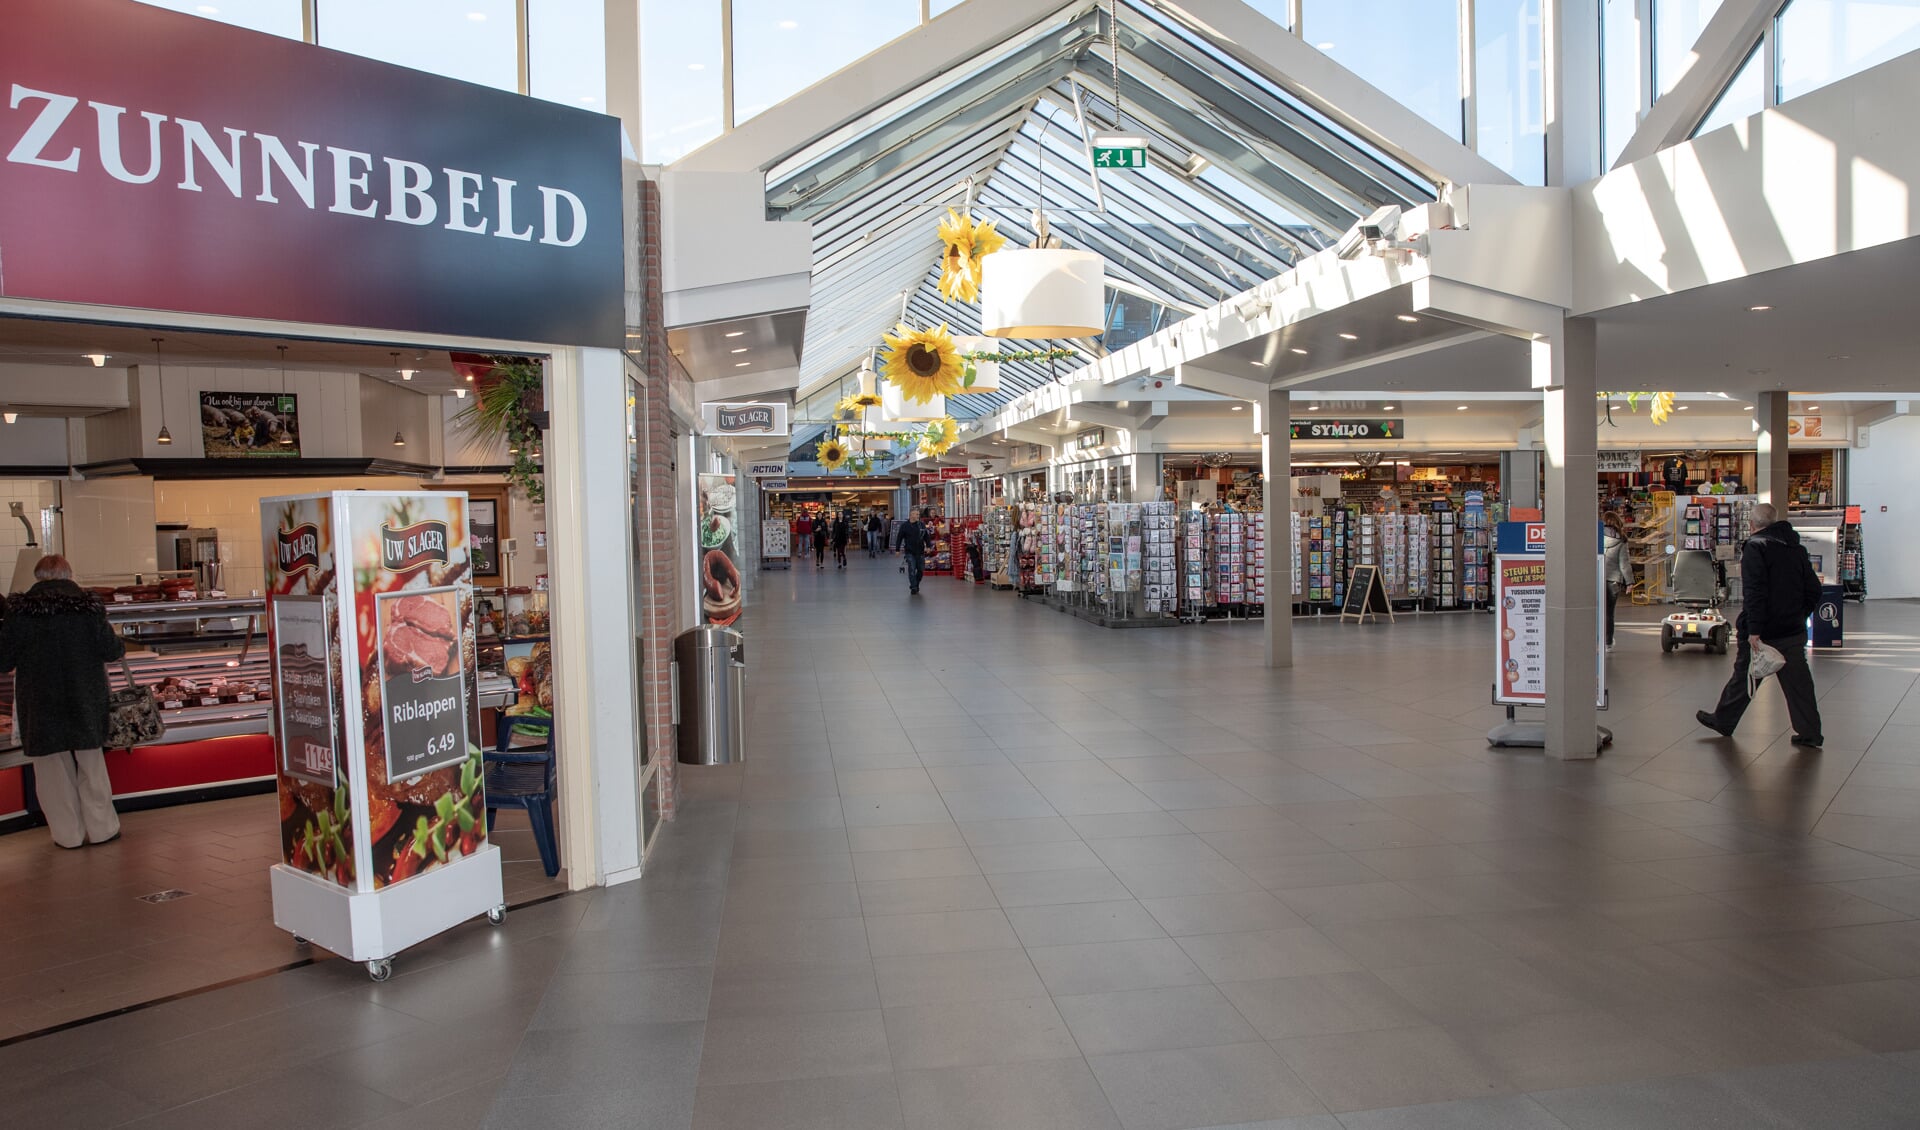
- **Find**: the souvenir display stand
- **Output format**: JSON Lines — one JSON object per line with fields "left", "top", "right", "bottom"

{"left": 263, "top": 491, "right": 504, "bottom": 982}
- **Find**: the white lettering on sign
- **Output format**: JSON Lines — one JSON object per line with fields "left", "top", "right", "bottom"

{"left": 5, "top": 83, "right": 595, "bottom": 247}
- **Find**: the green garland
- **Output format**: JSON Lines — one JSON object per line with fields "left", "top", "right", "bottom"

{"left": 960, "top": 348, "right": 1078, "bottom": 363}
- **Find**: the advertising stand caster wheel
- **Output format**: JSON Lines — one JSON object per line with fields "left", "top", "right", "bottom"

{"left": 366, "top": 958, "right": 393, "bottom": 983}
{"left": 487, "top": 905, "right": 506, "bottom": 926}
{"left": 292, "top": 935, "right": 310, "bottom": 947}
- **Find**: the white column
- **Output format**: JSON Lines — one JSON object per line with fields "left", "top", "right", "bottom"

{"left": 1537, "top": 318, "right": 1600, "bottom": 759}
{"left": 1263, "top": 386, "right": 1292, "bottom": 669}
{"left": 1755, "top": 390, "right": 1790, "bottom": 506}
{"left": 546, "top": 345, "right": 644, "bottom": 886}
{"left": 1545, "top": 0, "right": 1604, "bottom": 186}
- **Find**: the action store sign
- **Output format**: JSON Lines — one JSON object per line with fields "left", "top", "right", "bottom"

{"left": 0, "top": 0, "right": 624, "bottom": 347}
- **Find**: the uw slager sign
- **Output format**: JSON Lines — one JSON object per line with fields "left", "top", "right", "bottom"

{"left": 0, "top": 0, "right": 624, "bottom": 347}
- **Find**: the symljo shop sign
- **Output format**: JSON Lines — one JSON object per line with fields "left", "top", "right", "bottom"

{"left": 701, "top": 402, "right": 789, "bottom": 436}
{"left": 0, "top": 0, "right": 624, "bottom": 347}
{"left": 1290, "top": 419, "right": 1403, "bottom": 441}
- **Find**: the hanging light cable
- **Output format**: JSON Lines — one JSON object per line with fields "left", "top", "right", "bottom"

{"left": 152, "top": 337, "right": 172, "bottom": 445}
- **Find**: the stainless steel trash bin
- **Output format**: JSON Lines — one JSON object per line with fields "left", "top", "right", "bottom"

{"left": 675, "top": 625, "right": 745, "bottom": 765}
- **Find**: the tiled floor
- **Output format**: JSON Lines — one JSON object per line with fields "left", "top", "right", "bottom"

{"left": 4, "top": 558, "right": 1920, "bottom": 1128}
{"left": 0, "top": 794, "right": 566, "bottom": 1041}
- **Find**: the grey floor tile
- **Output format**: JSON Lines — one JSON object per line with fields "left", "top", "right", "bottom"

{"left": 865, "top": 908, "right": 1021, "bottom": 957}
{"left": 721, "top": 880, "right": 864, "bottom": 924}
{"left": 1027, "top": 938, "right": 1211, "bottom": 996}
{"left": 1333, "top": 1095, "right": 1572, "bottom": 1130}
{"left": 1531, "top": 1073, "right": 1796, "bottom": 1130}
{"left": 118, "top": 1066, "right": 409, "bottom": 1130}
{"left": 1004, "top": 899, "right": 1169, "bottom": 947}
{"left": 859, "top": 875, "right": 1001, "bottom": 917}
{"left": 1449, "top": 1009, "right": 1702, "bottom": 1092}
{"left": 988, "top": 867, "right": 1133, "bottom": 908}
{"left": 707, "top": 960, "right": 881, "bottom": 1017}
{"left": 841, "top": 794, "right": 955, "bottom": 828}
{"left": 958, "top": 816, "right": 1079, "bottom": 847}
{"left": 1374, "top": 957, "right": 1587, "bottom": 1026}
{"left": 696, "top": 1009, "right": 890, "bottom": 1086}
{"left": 872, "top": 947, "right": 1049, "bottom": 1008}
{"left": 847, "top": 823, "right": 968, "bottom": 853}
{"left": 1713, "top": 1053, "right": 1920, "bottom": 1130}
{"left": 1237, "top": 852, "right": 1385, "bottom": 891}
{"left": 1274, "top": 1025, "right": 1513, "bottom": 1113}
{"left": 1274, "top": 881, "right": 1444, "bottom": 926}
{"left": 1175, "top": 927, "right": 1362, "bottom": 982}
{"left": 1215, "top": 971, "right": 1426, "bottom": 1041}
{"left": 692, "top": 1071, "right": 905, "bottom": 1130}
{"left": 896, "top": 1058, "right": 1121, "bottom": 1130}
{"left": 853, "top": 847, "right": 982, "bottom": 882}
{"left": 1113, "top": 860, "right": 1263, "bottom": 900}
{"left": 1767, "top": 978, "right": 1920, "bottom": 1051}
{"left": 1087, "top": 1042, "right": 1328, "bottom": 1130}
{"left": 716, "top": 915, "right": 871, "bottom": 968}
{"left": 1141, "top": 890, "right": 1307, "bottom": 936}
{"left": 486, "top": 1086, "right": 694, "bottom": 1130}
{"left": 883, "top": 996, "right": 1080, "bottom": 1069}
{"left": 1056, "top": 983, "right": 1260, "bottom": 1056}
{"left": 969, "top": 839, "right": 1104, "bottom": 874}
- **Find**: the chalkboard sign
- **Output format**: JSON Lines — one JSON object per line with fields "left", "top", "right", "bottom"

{"left": 1339, "top": 564, "right": 1394, "bottom": 623}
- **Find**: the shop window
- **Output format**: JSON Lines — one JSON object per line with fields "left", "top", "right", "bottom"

{"left": 530, "top": 0, "right": 608, "bottom": 111}
{"left": 1307, "top": 1, "right": 1464, "bottom": 140}
{"left": 131, "top": 0, "right": 304, "bottom": 39}
{"left": 315, "top": 0, "right": 519, "bottom": 92}
{"left": 1656, "top": 0, "right": 1726, "bottom": 96}
{"left": 1601, "top": 0, "right": 1644, "bottom": 166}
{"left": 643, "top": 0, "right": 724, "bottom": 162}
{"left": 731, "top": 0, "right": 920, "bottom": 126}
{"left": 1476, "top": 0, "right": 1546, "bottom": 185}
{"left": 1691, "top": 43, "right": 1764, "bottom": 136}
{"left": 1777, "top": 0, "right": 1920, "bottom": 103}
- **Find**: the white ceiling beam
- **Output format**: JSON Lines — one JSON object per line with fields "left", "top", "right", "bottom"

{"left": 1174, "top": 362, "right": 1269, "bottom": 401}
{"left": 1611, "top": 0, "right": 1778, "bottom": 167}
{"left": 1153, "top": 0, "right": 1519, "bottom": 188}
{"left": 670, "top": 0, "right": 1090, "bottom": 174}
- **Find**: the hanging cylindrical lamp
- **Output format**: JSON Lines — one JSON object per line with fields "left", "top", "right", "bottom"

{"left": 882, "top": 382, "right": 945, "bottom": 422}
{"left": 955, "top": 336, "right": 1003, "bottom": 393}
{"left": 980, "top": 245, "right": 1104, "bottom": 338}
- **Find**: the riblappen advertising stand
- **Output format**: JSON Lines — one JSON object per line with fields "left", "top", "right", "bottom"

{"left": 264, "top": 491, "right": 504, "bottom": 981}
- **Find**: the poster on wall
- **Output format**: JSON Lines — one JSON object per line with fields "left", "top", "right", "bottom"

{"left": 202, "top": 392, "right": 300, "bottom": 457}
{"left": 469, "top": 500, "right": 501, "bottom": 578}
{"left": 698, "top": 474, "right": 743, "bottom": 627}
{"left": 263, "top": 495, "right": 351, "bottom": 886}
{"left": 341, "top": 493, "right": 486, "bottom": 889}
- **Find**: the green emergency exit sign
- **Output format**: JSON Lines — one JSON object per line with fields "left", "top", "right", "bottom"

{"left": 1091, "top": 134, "right": 1148, "bottom": 170}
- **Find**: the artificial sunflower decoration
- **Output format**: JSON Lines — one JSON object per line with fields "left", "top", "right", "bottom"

{"left": 835, "top": 389, "right": 884, "bottom": 417}
{"left": 918, "top": 415, "right": 960, "bottom": 458}
{"left": 882, "top": 322, "right": 965, "bottom": 403}
{"left": 936, "top": 209, "right": 1008, "bottom": 302}
{"left": 1597, "top": 390, "right": 1678, "bottom": 426}
{"left": 816, "top": 436, "right": 851, "bottom": 471}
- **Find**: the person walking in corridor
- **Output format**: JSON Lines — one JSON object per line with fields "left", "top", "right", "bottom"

{"left": 1603, "top": 513, "right": 1632, "bottom": 649}
{"left": 832, "top": 513, "right": 850, "bottom": 569}
{"left": 0, "top": 555, "right": 126, "bottom": 848}
{"left": 866, "top": 512, "right": 884, "bottom": 558}
{"left": 1697, "top": 503, "right": 1825, "bottom": 747}
{"left": 900, "top": 508, "right": 930, "bottom": 595}
{"left": 811, "top": 512, "right": 828, "bottom": 568}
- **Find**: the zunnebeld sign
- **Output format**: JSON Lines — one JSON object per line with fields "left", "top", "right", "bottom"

{"left": 0, "top": 0, "right": 624, "bottom": 347}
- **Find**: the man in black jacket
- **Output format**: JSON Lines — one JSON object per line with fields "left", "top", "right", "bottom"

{"left": 900, "top": 509, "right": 930, "bottom": 595}
{"left": 1697, "top": 504, "right": 1824, "bottom": 746}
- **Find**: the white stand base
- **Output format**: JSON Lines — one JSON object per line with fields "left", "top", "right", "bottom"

{"left": 1486, "top": 720, "right": 1614, "bottom": 749}
{"left": 271, "top": 844, "right": 505, "bottom": 967}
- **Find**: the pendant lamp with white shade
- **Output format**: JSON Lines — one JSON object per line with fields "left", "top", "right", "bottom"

{"left": 881, "top": 383, "right": 945, "bottom": 422}
{"left": 980, "top": 243, "right": 1104, "bottom": 338}
{"left": 955, "top": 336, "right": 1002, "bottom": 393}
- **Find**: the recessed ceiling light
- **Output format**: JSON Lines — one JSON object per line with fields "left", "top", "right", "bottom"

{"left": 730, "top": 347, "right": 748, "bottom": 354}
{"left": 1290, "top": 347, "right": 1309, "bottom": 355}
{"left": 1250, "top": 360, "right": 1264, "bottom": 367}
{"left": 1456, "top": 405, "right": 1469, "bottom": 411}
{"left": 1338, "top": 332, "right": 1358, "bottom": 341}
{"left": 1806, "top": 405, "right": 1819, "bottom": 411}
{"left": 1231, "top": 405, "right": 1244, "bottom": 411}
{"left": 735, "top": 361, "right": 751, "bottom": 367}
{"left": 1308, "top": 405, "right": 1321, "bottom": 411}
{"left": 1677, "top": 404, "right": 1689, "bottom": 410}
{"left": 1743, "top": 405, "right": 1754, "bottom": 410}
{"left": 1397, "top": 314, "right": 1419, "bottom": 323}
{"left": 1381, "top": 404, "right": 1395, "bottom": 410}
{"left": 1748, "top": 304, "right": 1771, "bottom": 312}
{"left": 724, "top": 330, "right": 745, "bottom": 338}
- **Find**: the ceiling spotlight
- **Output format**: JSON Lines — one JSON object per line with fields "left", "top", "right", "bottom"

{"left": 1338, "top": 333, "right": 1357, "bottom": 341}
{"left": 392, "top": 431, "right": 407, "bottom": 447}
{"left": 82, "top": 352, "right": 107, "bottom": 366}
{"left": 1806, "top": 405, "right": 1819, "bottom": 411}
{"left": 1308, "top": 405, "right": 1321, "bottom": 411}
{"left": 1456, "top": 405, "right": 1469, "bottom": 411}
{"left": 454, "top": 387, "right": 468, "bottom": 399}
{"left": 156, "top": 425, "right": 173, "bottom": 445}
{"left": 1231, "top": 405, "right": 1245, "bottom": 411}
{"left": 1290, "top": 347, "right": 1309, "bottom": 355}
{"left": 400, "top": 369, "right": 417, "bottom": 380}
{"left": 1381, "top": 404, "right": 1395, "bottom": 410}
{"left": 1742, "top": 404, "right": 1753, "bottom": 410}
{"left": 2, "top": 412, "right": 15, "bottom": 425}
{"left": 1396, "top": 314, "right": 1420, "bottom": 323}
{"left": 735, "top": 361, "right": 751, "bottom": 367}
{"left": 724, "top": 330, "right": 745, "bottom": 338}
{"left": 731, "top": 347, "right": 748, "bottom": 354}
{"left": 1748, "top": 304, "right": 1771, "bottom": 311}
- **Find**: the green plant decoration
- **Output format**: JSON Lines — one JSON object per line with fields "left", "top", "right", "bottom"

{"left": 454, "top": 357, "right": 545, "bottom": 502}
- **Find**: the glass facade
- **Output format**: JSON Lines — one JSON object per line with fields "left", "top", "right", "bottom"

{"left": 530, "top": 0, "right": 608, "bottom": 110}
{"left": 1692, "top": 43, "right": 1764, "bottom": 135}
{"left": 643, "top": 1, "right": 725, "bottom": 162}
{"left": 1477, "top": 0, "right": 1546, "bottom": 184}
{"left": 132, "top": 0, "right": 303, "bottom": 38}
{"left": 1602, "top": 0, "right": 1644, "bottom": 166}
{"left": 1777, "top": 0, "right": 1920, "bottom": 102}
{"left": 317, "top": 0, "right": 521, "bottom": 92}
{"left": 1310, "top": 2, "right": 1465, "bottom": 140}
{"left": 731, "top": 1, "right": 921, "bottom": 125}
{"left": 1656, "top": 0, "right": 1726, "bottom": 95}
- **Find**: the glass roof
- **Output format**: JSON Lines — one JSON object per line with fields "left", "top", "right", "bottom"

{"left": 767, "top": 0, "right": 1441, "bottom": 417}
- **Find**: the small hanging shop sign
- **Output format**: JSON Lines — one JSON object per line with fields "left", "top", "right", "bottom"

{"left": 1289, "top": 419, "right": 1403, "bottom": 441}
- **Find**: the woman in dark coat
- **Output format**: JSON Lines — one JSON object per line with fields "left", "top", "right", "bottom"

{"left": 832, "top": 514, "right": 850, "bottom": 569}
{"left": 0, "top": 556, "right": 125, "bottom": 848}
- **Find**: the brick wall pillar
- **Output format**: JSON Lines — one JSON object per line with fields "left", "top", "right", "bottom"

{"left": 636, "top": 176, "right": 681, "bottom": 821}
